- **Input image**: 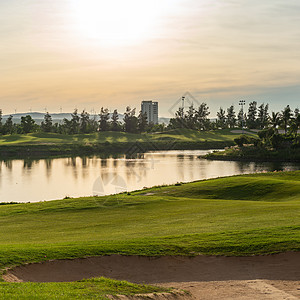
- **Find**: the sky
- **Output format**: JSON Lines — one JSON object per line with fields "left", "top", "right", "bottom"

{"left": 1, "top": 0, "right": 300, "bottom": 117}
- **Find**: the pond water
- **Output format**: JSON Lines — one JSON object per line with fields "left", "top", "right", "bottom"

{"left": 1, "top": 150, "right": 300, "bottom": 203}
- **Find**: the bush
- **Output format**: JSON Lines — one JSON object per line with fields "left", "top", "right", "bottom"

{"left": 234, "top": 135, "right": 260, "bottom": 147}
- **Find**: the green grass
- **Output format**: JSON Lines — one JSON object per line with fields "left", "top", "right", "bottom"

{"left": 0, "top": 277, "right": 168, "bottom": 300}
{"left": 0, "top": 171, "right": 299, "bottom": 271}
{"left": 0, "top": 129, "right": 257, "bottom": 158}
{"left": 1, "top": 171, "right": 299, "bottom": 298}
{"left": 0, "top": 129, "right": 253, "bottom": 145}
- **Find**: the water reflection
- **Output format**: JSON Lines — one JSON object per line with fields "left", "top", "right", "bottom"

{"left": 0, "top": 150, "right": 299, "bottom": 203}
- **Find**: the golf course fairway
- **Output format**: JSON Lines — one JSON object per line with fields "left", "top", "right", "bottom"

{"left": 0, "top": 171, "right": 299, "bottom": 299}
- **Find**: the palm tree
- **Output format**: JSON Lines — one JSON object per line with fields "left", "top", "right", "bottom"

{"left": 269, "top": 112, "right": 281, "bottom": 132}
{"left": 281, "top": 105, "right": 293, "bottom": 135}
{"left": 290, "top": 114, "right": 300, "bottom": 140}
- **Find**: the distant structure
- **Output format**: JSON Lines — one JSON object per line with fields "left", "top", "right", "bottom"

{"left": 141, "top": 100, "right": 158, "bottom": 124}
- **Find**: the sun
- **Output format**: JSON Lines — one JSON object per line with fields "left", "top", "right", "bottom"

{"left": 70, "top": 0, "right": 167, "bottom": 46}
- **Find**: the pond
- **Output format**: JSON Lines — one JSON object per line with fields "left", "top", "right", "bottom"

{"left": 1, "top": 150, "right": 300, "bottom": 203}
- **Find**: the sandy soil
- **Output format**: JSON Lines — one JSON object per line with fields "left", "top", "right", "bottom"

{"left": 3, "top": 252, "right": 300, "bottom": 299}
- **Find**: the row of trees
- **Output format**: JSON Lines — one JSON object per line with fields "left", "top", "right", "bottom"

{"left": 0, "top": 102, "right": 299, "bottom": 136}
{"left": 169, "top": 102, "right": 300, "bottom": 135}
{"left": 0, "top": 111, "right": 39, "bottom": 135}
{"left": 0, "top": 107, "right": 162, "bottom": 135}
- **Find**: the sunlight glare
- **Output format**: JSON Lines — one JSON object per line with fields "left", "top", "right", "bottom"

{"left": 70, "top": 0, "right": 175, "bottom": 46}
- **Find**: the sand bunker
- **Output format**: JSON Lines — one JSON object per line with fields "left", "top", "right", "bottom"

{"left": 4, "top": 252, "right": 300, "bottom": 299}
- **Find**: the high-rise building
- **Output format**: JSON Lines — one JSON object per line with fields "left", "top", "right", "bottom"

{"left": 141, "top": 101, "right": 158, "bottom": 124}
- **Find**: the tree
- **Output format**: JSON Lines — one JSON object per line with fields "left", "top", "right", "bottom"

{"left": 99, "top": 107, "right": 110, "bottom": 131}
{"left": 173, "top": 106, "right": 185, "bottom": 128}
{"left": 185, "top": 104, "right": 196, "bottom": 129}
{"left": 237, "top": 108, "right": 246, "bottom": 128}
{"left": 67, "top": 109, "right": 80, "bottom": 134}
{"left": 217, "top": 107, "right": 226, "bottom": 129}
{"left": 124, "top": 106, "right": 138, "bottom": 133}
{"left": 294, "top": 108, "right": 299, "bottom": 118}
{"left": 289, "top": 114, "right": 300, "bottom": 140}
{"left": 20, "top": 115, "right": 36, "bottom": 133}
{"left": 195, "top": 103, "right": 210, "bottom": 130}
{"left": 2, "top": 115, "right": 14, "bottom": 135}
{"left": 247, "top": 101, "right": 257, "bottom": 129}
{"left": 269, "top": 111, "right": 281, "bottom": 132}
{"left": 80, "top": 110, "right": 90, "bottom": 133}
{"left": 0, "top": 109, "right": 2, "bottom": 134}
{"left": 41, "top": 112, "right": 53, "bottom": 132}
{"left": 110, "top": 109, "right": 120, "bottom": 131}
{"left": 137, "top": 111, "right": 148, "bottom": 132}
{"left": 281, "top": 105, "right": 293, "bottom": 135}
{"left": 257, "top": 103, "right": 269, "bottom": 129}
{"left": 226, "top": 105, "right": 236, "bottom": 129}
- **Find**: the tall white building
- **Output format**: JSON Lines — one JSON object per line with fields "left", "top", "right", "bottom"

{"left": 141, "top": 101, "right": 158, "bottom": 124}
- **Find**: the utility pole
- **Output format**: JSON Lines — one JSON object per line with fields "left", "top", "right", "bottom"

{"left": 181, "top": 96, "right": 185, "bottom": 119}
{"left": 239, "top": 100, "right": 246, "bottom": 134}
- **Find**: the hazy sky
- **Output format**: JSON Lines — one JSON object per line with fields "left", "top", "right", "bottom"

{"left": 1, "top": 0, "right": 300, "bottom": 117}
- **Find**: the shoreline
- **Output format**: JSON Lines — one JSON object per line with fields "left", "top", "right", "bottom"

{"left": 0, "top": 141, "right": 234, "bottom": 159}
{"left": 204, "top": 148, "right": 300, "bottom": 163}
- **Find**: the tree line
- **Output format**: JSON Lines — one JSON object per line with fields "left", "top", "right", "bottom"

{"left": 0, "top": 107, "right": 164, "bottom": 135}
{"left": 0, "top": 102, "right": 299, "bottom": 137}
{"left": 169, "top": 101, "right": 300, "bottom": 136}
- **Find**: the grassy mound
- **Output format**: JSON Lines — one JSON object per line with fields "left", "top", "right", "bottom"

{"left": 133, "top": 171, "right": 300, "bottom": 201}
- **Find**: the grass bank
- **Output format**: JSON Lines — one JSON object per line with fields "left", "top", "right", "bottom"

{"left": 0, "top": 129, "right": 253, "bottom": 158}
{"left": 0, "top": 277, "right": 168, "bottom": 300}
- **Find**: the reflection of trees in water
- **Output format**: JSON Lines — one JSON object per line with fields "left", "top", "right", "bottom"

{"left": 232, "top": 161, "right": 300, "bottom": 174}
{"left": 125, "top": 159, "right": 143, "bottom": 185}
{"left": 176, "top": 156, "right": 185, "bottom": 182}
{"left": 113, "top": 159, "right": 119, "bottom": 168}
{"left": 125, "top": 159, "right": 136, "bottom": 168}
{"left": 263, "top": 162, "right": 284, "bottom": 172}
{"left": 4, "top": 160, "right": 13, "bottom": 170}
{"left": 252, "top": 162, "right": 300, "bottom": 172}
{"left": 23, "top": 159, "right": 39, "bottom": 170}
{"left": 100, "top": 169, "right": 110, "bottom": 184}
{"left": 65, "top": 157, "right": 77, "bottom": 168}
{"left": 101, "top": 159, "right": 107, "bottom": 168}
{"left": 234, "top": 161, "right": 252, "bottom": 174}
{"left": 44, "top": 159, "right": 53, "bottom": 179}
{"left": 81, "top": 157, "right": 88, "bottom": 168}
{"left": 45, "top": 159, "right": 52, "bottom": 170}
{"left": 64, "top": 157, "right": 78, "bottom": 180}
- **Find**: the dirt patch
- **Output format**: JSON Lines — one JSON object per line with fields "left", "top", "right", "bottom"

{"left": 108, "top": 290, "right": 192, "bottom": 300}
{"left": 3, "top": 252, "right": 300, "bottom": 300}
